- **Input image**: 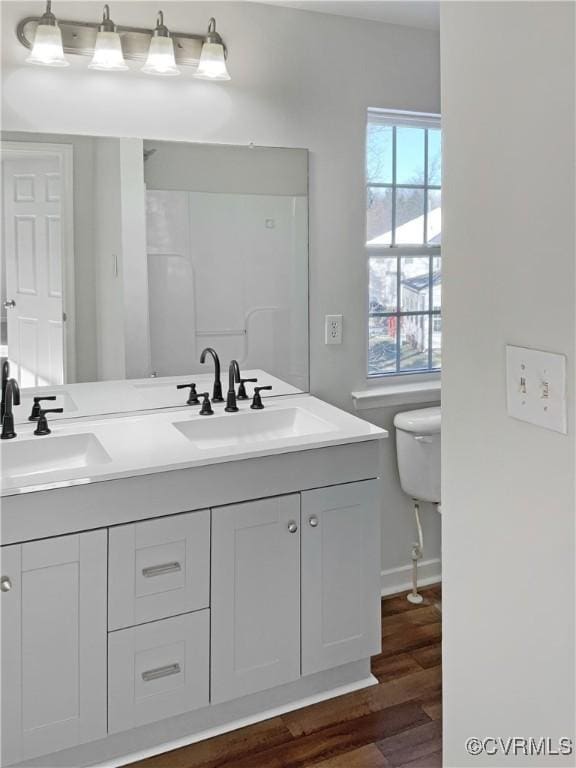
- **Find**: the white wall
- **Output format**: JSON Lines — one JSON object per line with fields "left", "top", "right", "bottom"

{"left": 441, "top": 2, "right": 575, "bottom": 765}
{"left": 1, "top": 0, "right": 441, "bottom": 590}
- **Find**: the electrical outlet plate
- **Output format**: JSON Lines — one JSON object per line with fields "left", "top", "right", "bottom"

{"left": 505, "top": 345, "right": 567, "bottom": 434}
{"left": 325, "top": 314, "right": 343, "bottom": 345}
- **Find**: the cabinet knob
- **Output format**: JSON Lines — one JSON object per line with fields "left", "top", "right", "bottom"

{"left": 309, "top": 515, "right": 319, "bottom": 528}
{"left": 287, "top": 520, "right": 298, "bottom": 533}
{"left": 0, "top": 576, "right": 12, "bottom": 592}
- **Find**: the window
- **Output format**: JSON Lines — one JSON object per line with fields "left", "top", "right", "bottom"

{"left": 366, "top": 110, "right": 441, "bottom": 377}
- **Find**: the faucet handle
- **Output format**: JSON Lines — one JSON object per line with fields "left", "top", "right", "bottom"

{"left": 199, "top": 392, "right": 214, "bottom": 416}
{"left": 251, "top": 385, "right": 272, "bottom": 410}
{"left": 33, "top": 408, "right": 64, "bottom": 436}
{"left": 176, "top": 383, "right": 200, "bottom": 405}
{"left": 237, "top": 378, "right": 257, "bottom": 400}
{"left": 29, "top": 395, "right": 57, "bottom": 421}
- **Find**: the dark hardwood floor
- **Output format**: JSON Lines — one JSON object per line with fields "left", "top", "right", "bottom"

{"left": 130, "top": 585, "right": 442, "bottom": 768}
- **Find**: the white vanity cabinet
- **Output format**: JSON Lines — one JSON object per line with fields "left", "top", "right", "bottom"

{"left": 1, "top": 531, "right": 107, "bottom": 766}
{"left": 1, "top": 443, "right": 384, "bottom": 768}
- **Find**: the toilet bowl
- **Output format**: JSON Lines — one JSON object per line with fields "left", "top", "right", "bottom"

{"left": 394, "top": 406, "right": 441, "bottom": 504}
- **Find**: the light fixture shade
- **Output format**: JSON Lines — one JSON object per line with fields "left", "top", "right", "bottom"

{"left": 26, "top": 22, "right": 69, "bottom": 67}
{"left": 195, "top": 41, "right": 230, "bottom": 81}
{"left": 142, "top": 35, "right": 180, "bottom": 75}
{"left": 142, "top": 12, "right": 180, "bottom": 77}
{"left": 89, "top": 30, "right": 127, "bottom": 70}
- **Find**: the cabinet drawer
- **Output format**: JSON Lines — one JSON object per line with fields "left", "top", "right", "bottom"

{"left": 108, "top": 510, "right": 210, "bottom": 630}
{"left": 108, "top": 611, "right": 210, "bottom": 733}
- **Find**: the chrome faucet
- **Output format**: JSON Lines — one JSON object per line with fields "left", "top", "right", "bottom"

{"left": 200, "top": 347, "right": 224, "bottom": 402}
{"left": 1, "top": 378, "right": 20, "bottom": 440}
{"left": 225, "top": 360, "right": 241, "bottom": 413}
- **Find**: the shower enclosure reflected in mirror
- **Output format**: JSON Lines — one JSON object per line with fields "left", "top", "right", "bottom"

{"left": 0, "top": 134, "right": 309, "bottom": 401}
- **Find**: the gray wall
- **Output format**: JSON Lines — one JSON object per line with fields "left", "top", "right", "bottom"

{"left": 1, "top": 0, "right": 441, "bottom": 590}
{"left": 441, "top": 2, "right": 575, "bottom": 764}
{"left": 143, "top": 141, "right": 308, "bottom": 195}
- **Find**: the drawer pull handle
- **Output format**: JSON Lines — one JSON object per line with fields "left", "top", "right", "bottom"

{"left": 141, "top": 663, "right": 181, "bottom": 682}
{"left": 142, "top": 561, "right": 181, "bottom": 578}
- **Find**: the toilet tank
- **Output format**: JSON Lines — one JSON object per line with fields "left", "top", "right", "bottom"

{"left": 394, "top": 406, "right": 441, "bottom": 503}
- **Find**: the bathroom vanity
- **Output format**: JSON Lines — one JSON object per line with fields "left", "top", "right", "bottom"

{"left": 1, "top": 393, "right": 387, "bottom": 768}
{"left": 1, "top": 129, "right": 387, "bottom": 767}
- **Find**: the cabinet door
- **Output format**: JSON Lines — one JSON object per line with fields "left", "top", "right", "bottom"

{"left": 211, "top": 495, "right": 301, "bottom": 704}
{"left": 301, "top": 480, "right": 381, "bottom": 675}
{"left": 1, "top": 531, "right": 107, "bottom": 766}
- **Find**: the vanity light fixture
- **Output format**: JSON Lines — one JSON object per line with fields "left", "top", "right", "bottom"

{"left": 17, "top": 6, "right": 230, "bottom": 80}
{"left": 89, "top": 5, "right": 128, "bottom": 71}
{"left": 142, "top": 11, "right": 180, "bottom": 76}
{"left": 195, "top": 18, "right": 230, "bottom": 81}
{"left": 25, "top": 0, "right": 69, "bottom": 67}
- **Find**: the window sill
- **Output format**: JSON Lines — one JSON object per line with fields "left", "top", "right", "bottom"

{"left": 351, "top": 378, "right": 441, "bottom": 410}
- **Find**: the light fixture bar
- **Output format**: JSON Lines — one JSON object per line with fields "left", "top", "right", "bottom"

{"left": 17, "top": 15, "right": 228, "bottom": 68}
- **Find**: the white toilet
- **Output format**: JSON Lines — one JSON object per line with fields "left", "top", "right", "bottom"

{"left": 394, "top": 406, "right": 441, "bottom": 504}
{"left": 393, "top": 406, "right": 441, "bottom": 603}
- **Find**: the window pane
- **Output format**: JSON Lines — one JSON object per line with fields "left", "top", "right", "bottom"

{"left": 400, "top": 314, "right": 430, "bottom": 371}
{"left": 369, "top": 258, "right": 397, "bottom": 313}
{"left": 431, "top": 315, "right": 442, "bottom": 369}
{"left": 432, "top": 257, "right": 441, "bottom": 310}
{"left": 369, "top": 316, "right": 397, "bottom": 375}
{"left": 366, "top": 123, "right": 393, "bottom": 184}
{"left": 427, "top": 190, "right": 441, "bottom": 244}
{"left": 427, "top": 129, "right": 442, "bottom": 186}
{"left": 367, "top": 187, "right": 392, "bottom": 244}
{"left": 400, "top": 257, "right": 430, "bottom": 312}
{"left": 395, "top": 188, "right": 425, "bottom": 245}
{"left": 396, "top": 126, "right": 425, "bottom": 184}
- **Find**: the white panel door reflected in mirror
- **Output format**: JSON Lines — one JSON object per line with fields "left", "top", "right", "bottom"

{"left": 1, "top": 145, "right": 69, "bottom": 387}
{"left": 0, "top": 134, "right": 309, "bottom": 406}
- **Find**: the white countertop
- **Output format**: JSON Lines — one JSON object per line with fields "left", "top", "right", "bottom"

{"left": 2, "top": 394, "right": 388, "bottom": 497}
{"left": 15, "top": 370, "right": 301, "bottom": 425}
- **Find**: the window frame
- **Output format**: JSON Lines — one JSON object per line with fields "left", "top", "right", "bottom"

{"left": 365, "top": 109, "right": 442, "bottom": 381}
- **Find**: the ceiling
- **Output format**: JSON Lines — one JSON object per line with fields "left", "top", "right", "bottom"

{"left": 258, "top": 1, "right": 440, "bottom": 30}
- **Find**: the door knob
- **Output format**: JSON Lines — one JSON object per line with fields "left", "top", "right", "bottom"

{"left": 287, "top": 520, "right": 298, "bottom": 533}
{"left": 309, "top": 515, "right": 319, "bottom": 528}
{"left": 0, "top": 576, "right": 12, "bottom": 592}
{"left": 3, "top": 300, "right": 16, "bottom": 309}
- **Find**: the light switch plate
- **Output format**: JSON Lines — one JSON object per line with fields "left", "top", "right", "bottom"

{"left": 506, "top": 345, "right": 567, "bottom": 434}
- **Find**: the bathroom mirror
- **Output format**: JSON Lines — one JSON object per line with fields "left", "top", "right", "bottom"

{"left": 0, "top": 132, "right": 309, "bottom": 418}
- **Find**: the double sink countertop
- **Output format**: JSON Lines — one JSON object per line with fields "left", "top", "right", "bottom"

{"left": 1, "top": 392, "right": 388, "bottom": 497}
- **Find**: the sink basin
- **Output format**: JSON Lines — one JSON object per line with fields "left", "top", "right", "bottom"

{"left": 2, "top": 433, "right": 112, "bottom": 482}
{"left": 173, "top": 408, "right": 335, "bottom": 450}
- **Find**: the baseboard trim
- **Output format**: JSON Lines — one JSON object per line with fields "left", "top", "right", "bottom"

{"left": 16, "top": 660, "right": 376, "bottom": 768}
{"left": 381, "top": 558, "right": 442, "bottom": 597}
{"left": 103, "top": 673, "right": 377, "bottom": 768}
